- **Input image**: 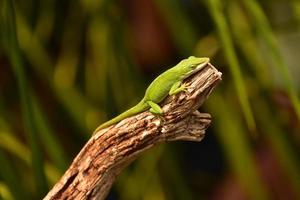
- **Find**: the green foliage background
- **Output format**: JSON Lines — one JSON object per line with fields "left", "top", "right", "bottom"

{"left": 0, "top": 0, "right": 300, "bottom": 199}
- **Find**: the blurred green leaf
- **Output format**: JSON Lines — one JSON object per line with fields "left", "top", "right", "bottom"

{"left": 0, "top": 182, "right": 14, "bottom": 200}
{"left": 207, "top": 93, "right": 269, "bottom": 200}
{"left": 0, "top": 125, "right": 60, "bottom": 185}
{"left": 242, "top": 0, "right": 300, "bottom": 121}
{"left": 1, "top": 0, "right": 48, "bottom": 197}
{"left": 32, "top": 95, "right": 68, "bottom": 172}
{"left": 155, "top": 0, "right": 198, "bottom": 55}
{"left": 0, "top": 151, "right": 26, "bottom": 199}
{"left": 206, "top": 0, "right": 256, "bottom": 132}
{"left": 227, "top": 1, "right": 271, "bottom": 88}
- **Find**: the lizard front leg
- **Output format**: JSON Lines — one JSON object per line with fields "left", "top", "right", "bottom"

{"left": 169, "top": 81, "right": 188, "bottom": 95}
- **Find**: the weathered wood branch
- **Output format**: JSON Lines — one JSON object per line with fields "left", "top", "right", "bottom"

{"left": 44, "top": 63, "right": 222, "bottom": 200}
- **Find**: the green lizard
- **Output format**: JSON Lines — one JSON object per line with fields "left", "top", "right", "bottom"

{"left": 94, "top": 56, "right": 209, "bottom": 133}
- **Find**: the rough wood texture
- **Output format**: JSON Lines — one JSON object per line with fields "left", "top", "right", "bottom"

{"left": 44, "top": 63, "right": 222, "bottom": 200}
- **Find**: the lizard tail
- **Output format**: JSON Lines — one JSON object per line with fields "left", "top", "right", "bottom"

{"left": 94, "top": 99, "right": 148, "bottom": 133}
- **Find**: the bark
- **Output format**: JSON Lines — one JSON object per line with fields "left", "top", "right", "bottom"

{"left": 44, "top": 63, "right": 222, "bottom": 200}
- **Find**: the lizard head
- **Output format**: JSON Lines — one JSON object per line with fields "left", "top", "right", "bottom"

{"left": 176, "top": 56, "right": 210, "bottom": 79}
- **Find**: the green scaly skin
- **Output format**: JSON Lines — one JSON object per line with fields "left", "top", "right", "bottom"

{"left": 94, "top": 56, "right": 209, "bottom": 133}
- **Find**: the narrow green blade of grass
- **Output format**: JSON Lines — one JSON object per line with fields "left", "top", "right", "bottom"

{"left": 0, "top": 151, "right": 26, "bottom": 199}
{"left": 0, "top": 117, "right": 30, "bottom": 164}
{"left": 0, "top": 106, "right": 60, "bottom": 192}
{"left": 85, "top": 8, "right": 147, "bottom": 128}
{"left": 0, "top": 182, "right": 14, "bottom": 200}
{"left": 227, "top": 1, "right": 271, "bottom": 88}
{"left": 0, "top": 131, "right": 30, "bottom": 163}
{"left": 154, "top": 0, "right": 198, "bottom": 54}
{"left": 32, "top": 95, "right": 68, "bottom": 172}
{"left": 207, "top": 93, "right": 269, "bottom": 200}
{"left": 0, "top": 127, "right": 60, "bottom": 185}
{"left": 15, "top": 13, "right": 99, "bottom": 133}
{"left": 52, "top": 0, "right": 83, "bottom": 93}
{"left": 242, "top": 0, "right": 300, "bottom": 122}
{"left": 206, "top": 0, "right": 256, "bottom": 132}
{"left": 1, "top": 0, "right": 48, "bottom": 197}
{"left": 291, "top": 0, "right": 300, "bottom": 28}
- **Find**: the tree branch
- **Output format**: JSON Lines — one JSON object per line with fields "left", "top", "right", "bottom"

{"left": 44, "top": 63, "right": 222, "bottom": 200}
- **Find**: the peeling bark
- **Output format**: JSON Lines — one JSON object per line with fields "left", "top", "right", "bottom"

{"left": 44, "top": 63, "right": 222, "bottom": 200}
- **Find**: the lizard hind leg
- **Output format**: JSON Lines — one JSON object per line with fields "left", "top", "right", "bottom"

{"left": 147, "top": 101, "right": 163, "bottom": 115}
